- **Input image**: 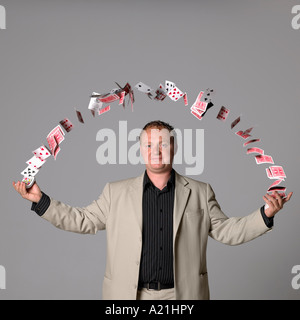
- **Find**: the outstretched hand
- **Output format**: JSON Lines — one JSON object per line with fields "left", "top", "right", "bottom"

{"left": 263, "top": 191, "right": 293, "bottom": 218}
{"left": 13, "top": 181, "right": 42, "bottom": 203}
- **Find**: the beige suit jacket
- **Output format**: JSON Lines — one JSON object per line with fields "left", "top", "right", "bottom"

{"left": 41, "top": 170, "right": 271, "bottom": 299}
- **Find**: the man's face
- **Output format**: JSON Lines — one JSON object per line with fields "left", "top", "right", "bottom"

{"left": 140, "top": 127, "right": 176, "bottom": 174}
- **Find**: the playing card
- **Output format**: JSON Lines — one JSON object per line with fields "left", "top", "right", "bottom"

{"left": 88, "top": 92, "right": 103, "bottom": 112}
{"left": 191, "top": 109, "right": 203, "bottom": 120}
{"left": 189, "top": 91, "right": 209, "bottom": 120}
{"left": 46, "top": 126, "right": 64, "bottom": 160}
{"left": 129, "top": 89, "right": 134, "bottom": 111}
{"left": 192, "top": 91, "right": 207, "bottom": 112}
{"left": 183, "top": 93, "right": 188, "bottom": 106}
{"left": 267, "top": 185, "right": 287, "bottom": 200}
{"left": 98, "top": 105, "right": 111, "bottom": 115}
{"left": 235, "top": 130, "right": 251, "bottom": 140}
{"left": 97, "top": 93, "right": 120, "bottom": 104}
{"left": 48, "top": 134, "right": 61, "bottom": 160}
{"left": 231, "top": 116, "right": 241, "bottom": 129}
{"left": 203, "top": 88, "right": 214, "bottom": 103}
{"left": 267, "top": 179, "right": 284, "bottom": 190}
{"left": 165, "top": 80, "right": 176, "bottom": 94}
{"left": 154, "top": 84, "right": 167, "bottom": 101}
{"left": 121, "top": 82, "right": 134, "bottom": 101}
{"left": 244, "top": 127, "right": 254, "bottom": 135}
{"left": 32, "top": 145, "right": 51, "bottom": 161}
{"left": 21, "top": 165, "right": 39, "bottom": 177}
{"left": 59, "top": 118, "right": 73, "bottom": 133}
{"left": 52, "top": 143, "right": 61, "bottom": 160}
{"left": 243, "top": 138, "right": 260, "bottom": 147}
{"left": 267, "top": 186, "right": 286, "bottom": 193}
{"left": 46, "top": 135, "right": 57, "bottom": 158}
{"left": 75, "top": 109, "right": 84, "bottom": 123}
{"left": 47, "top": 125, "right": 65, "bottom": 146}
{"left": 167, "top": 86, "right": 184, "bottom": 101}
{"left": 119, "top": 91, "right": 125, "bottom": 105}
{"left": 266, "top": 168, "right": 274, "bottom": 179}
{"left": 201, "top": 101, "right": 214, "bottom": 118}
{"left": 120, "top": 82, "right": 135, "bottom": 111}
{"left": 110, "top": 88, "right": 122, "bottom": 94}
{"left": 134, "top": 82, "right": 153, "bottom": 94}
{"left": 26, "top": 155, "right": 46, "bottom": 169}
{"left": 246, "top": 147, "right": 264, "bottom": 155}
{"left": 269, "top": 165, "right": 286, "bottom": 179}
{"left": 255, "top": 154, "right": 274, "bottom": 165}
{"left": 22, "top": 176, "right": 35, "bottom": 189}
{"left": 216, "top": 106, "right": 230, "bottom": 122}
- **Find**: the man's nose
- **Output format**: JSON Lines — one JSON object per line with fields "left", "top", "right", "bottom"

{"left": 151, "top": 144, "right": 161, "bottom": 154}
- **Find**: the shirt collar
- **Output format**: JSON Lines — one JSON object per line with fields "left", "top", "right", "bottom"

{"left": 143, "top": 168, "right": 175, "bottom": 190}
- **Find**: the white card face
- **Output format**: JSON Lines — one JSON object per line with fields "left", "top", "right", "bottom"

{"left": 165, "top": 80, "right": 176, "bottom": 94}
{"left": 21, "top": 165, "right": 39, "bottom": 177}
{"left": 167, "top": 86, "right": 184, "bottom": 101}
{"left": 32, "top": 145, "right": 51, "bottom": 161}
{"left": 88, "top": 92, "right": 103, "bottom": 111}
{"left": 26, "top": 155, "right": 46, "bottom": 169}
{"left": 153, "top": 84, "right": 167, "bottom": 101}
{"left": 134, "top": 82, "right": 152, "bottom": 93}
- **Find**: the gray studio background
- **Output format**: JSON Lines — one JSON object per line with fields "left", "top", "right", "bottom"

{"left": 0, "top": 0, "right": 299, "bottom": 300}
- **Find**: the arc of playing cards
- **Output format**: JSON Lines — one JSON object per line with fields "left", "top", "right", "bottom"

{"left": 229, "top": 114, "right": 287, "bottom": 198}
{"left": 19, "top": 80, "right": 288, "bottom": 202}
{"left": 20, "top": 82, "right": 135, "bottom": 188}
{"left": 20, "top": 80, "right": 197, "bottom": 188}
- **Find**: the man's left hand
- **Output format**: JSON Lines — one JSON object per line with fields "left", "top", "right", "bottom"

{"left": 263, "top": 191, "right": 293, "bottom": 218}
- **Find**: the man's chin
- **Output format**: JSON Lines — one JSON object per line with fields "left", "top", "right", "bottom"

{"left": 146, "top": 163, "right": 172, "bottom": 172}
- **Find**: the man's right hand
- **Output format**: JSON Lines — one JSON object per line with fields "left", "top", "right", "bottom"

{"left": 13, "top": 181, "right": 42, "bottom": 203}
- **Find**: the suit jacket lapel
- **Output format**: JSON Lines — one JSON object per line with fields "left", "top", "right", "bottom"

{"left": 128, "top": 171, "right": 145, "bottom": 234}
{"left": 174, "top": 172, "right": 190, "bottom": 239}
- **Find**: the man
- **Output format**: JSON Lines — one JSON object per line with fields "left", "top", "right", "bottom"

{"left": 13, "top": 120, "right": 292, "bottom": 300}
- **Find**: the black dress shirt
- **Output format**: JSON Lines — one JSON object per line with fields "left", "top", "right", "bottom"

{"left": 138, "top": 169, "right": 175, "bottom": 286}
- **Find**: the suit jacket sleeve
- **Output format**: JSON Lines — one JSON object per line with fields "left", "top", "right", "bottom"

{"left": 207, "top": 184, "right": 271, "bottom": 245}
{"left": 41, "top": 183, "right": 111, "bottom": 234}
